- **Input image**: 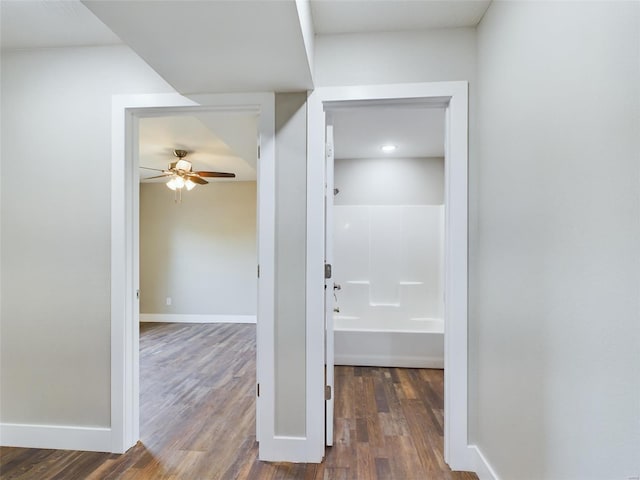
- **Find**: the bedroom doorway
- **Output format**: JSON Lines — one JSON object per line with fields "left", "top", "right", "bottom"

{"left": 136, "top": 109, "right": 260, "bottom": 460}
{"left": 110, "top": 93, "right": 275, "bottom": 457}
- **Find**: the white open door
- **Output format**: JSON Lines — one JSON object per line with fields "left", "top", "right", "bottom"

{"left": 324, "top": 121, "right": 335, "bottom": 446}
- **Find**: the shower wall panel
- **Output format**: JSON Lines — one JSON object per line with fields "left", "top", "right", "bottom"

{"left": 334, "top": 205, "right": 444, "bottom": 330}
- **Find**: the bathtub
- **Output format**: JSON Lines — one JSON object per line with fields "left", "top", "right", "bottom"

{"left": 334, "top": 316, "right": 444, "bottom": 369}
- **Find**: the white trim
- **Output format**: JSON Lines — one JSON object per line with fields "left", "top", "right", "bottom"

{"left": 111, "top": 93, "right": 198, "bottom": 454}
{"left": 112, "top": 93, "right": 276, "bottom": 457}
{"left": 0, "top": 423, "right": 111, "bottom": 453}
{"left": 442, "top": 82, "right": 470, "bottom": 471}
{"left": 306, "top": 91, "right": 328, "bottom": 463}
{"left": 254, "top": 95, "right": 276, "bottom": 453}
{"left": 140, "top": 314, "right": 256, "bottom": 324}
{"left": 258, "top": 436, "right": 314, "bottom": 463}
{"left": 307, "top": 81, "right": 469, "bottom": 469}
{"left": 468, "top": 445, "right": 500, "bottom": 480}
{"left": 335, "top": 355, "right": 444, "bottom": 369}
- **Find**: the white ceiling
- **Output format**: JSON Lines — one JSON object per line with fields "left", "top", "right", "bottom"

{"left": 2, "top": 0, "right": 470, "bottom": 171}
{"left": 333, "top": 106, "right": 445, "bottom": 160}
{"left": 0, "top": 0, "right": 121, "bottom": 50}
{"left": 139, "top": 113, "right": 258, "bottom": 183}
{"left": 311, "top": 0, "right": 491, "bottom": 35}
{"left": 83, "top": 0, "right": 314, "bottom": 94}
{"left": 2, "top": 0, "right": 490, "bottom": 90}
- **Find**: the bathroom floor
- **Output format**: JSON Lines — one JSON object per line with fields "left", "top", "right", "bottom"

{"left": 324, "top": 364, "right": 477, "bottom": 479}
{"left": 0, "top": 323, "right": 477, "bottom": 479}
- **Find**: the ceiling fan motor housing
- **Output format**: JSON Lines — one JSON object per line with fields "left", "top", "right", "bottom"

{"left": 174, "top": 159, "right": 192, "bottom": 172}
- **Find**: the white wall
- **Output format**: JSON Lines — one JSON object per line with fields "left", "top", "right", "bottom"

{"left": 335, "top": 157, "right": 444, "bottom": 206}
{"left": 474, "top": 2, "right": 640, "bottom": 478}
{"left": 274, "top": 93, "right": 307, "bottom": 437}
{"left": 315, "top": 28, "right": 476, "bottom": 87}
{"left": 139, "top": 182, "right": 257, "bottom": 317}
{"left": 0, "top": 45, "right": 174, "bottom": 427}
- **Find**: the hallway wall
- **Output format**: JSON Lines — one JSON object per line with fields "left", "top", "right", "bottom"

{"left": 474, "top": 2, "right": 640, "bottom": 478}
{"left": 274, "top": 92, "right": 308, "bottom": 437}
{"left": 315, "top": 28, "right": 476, "bottom": 87}
{"left": 0, "top": 45, "right": 175, "bottom": 426}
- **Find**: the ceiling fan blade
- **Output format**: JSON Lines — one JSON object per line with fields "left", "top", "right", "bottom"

{"left": 188, "top": 175, "right": 208, "bottom": 185}
{"left": 140, "top": 166, "right": 166, "bottom": 172}
{"left": 195, "top": 171, "right": 236, "bottom": 178}
{"left": 144, "top": 174, "right": 172, "bottom": 180}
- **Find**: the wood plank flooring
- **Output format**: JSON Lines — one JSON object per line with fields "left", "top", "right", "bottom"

{"left": 0, "top": 323, "right": 477, "bottom": 480}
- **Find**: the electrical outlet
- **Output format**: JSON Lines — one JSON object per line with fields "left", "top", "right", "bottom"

{"left": 166, "top": 297, "right": 172, "bottom": 306}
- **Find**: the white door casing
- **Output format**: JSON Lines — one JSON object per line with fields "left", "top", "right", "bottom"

{"left": 307, "top": 82, "right": 469, "bottom": 469}
{"left": 111, "top": 92, "right": 275, "bottom": 456}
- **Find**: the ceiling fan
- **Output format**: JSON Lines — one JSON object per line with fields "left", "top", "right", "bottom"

{"left": 141, "top": 149, "right": 235, "bottom": 192}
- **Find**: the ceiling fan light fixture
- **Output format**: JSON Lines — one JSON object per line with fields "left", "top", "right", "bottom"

{"left": 175, "top": 159, "right": 192, "bottom": 172}
{"left": 143, "top": 148, "right": 234, "bottom": 200}
{"left": 166, "top": 175, "right": 186, "bottom": 191}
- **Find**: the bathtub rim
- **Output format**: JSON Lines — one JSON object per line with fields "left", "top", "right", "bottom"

{"left": 333, "top": 327, "right": 443, "bottom": 334}
{"left": 333, "top": 316, "right": 445, "bottom": 334}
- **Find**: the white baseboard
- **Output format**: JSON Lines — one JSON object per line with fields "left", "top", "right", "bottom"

{"left": 468, "top": 445, "right": 500, "bottom": 480}
{"left": 259, "top": 435, "right": 323, "bottom": 463}
{"left": 140, "top": 314, "right": 256, "bottom": 324}
{"left": 335, "top": 354, "right": 444, "bottom": 369}
{"left": 0, "top": 423, "right": 111, "bottom": 452}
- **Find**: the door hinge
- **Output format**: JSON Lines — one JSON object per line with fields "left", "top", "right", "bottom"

{"left": 324, "top": 263, "right": 332, "bottom": 279}
{"left": 257, "top": 383, "right": 260, "bottom": 397}
{"left": 136, "top": 289, "right": 140, "bottom": 300}
{"left": 325, "top": 385, "right": 332, "bottom": 401}
{"left": 326, "top": 143, "right": 333, "bottom": 158}
{"left": 257, "top": 265, "right": 260, "bottom": 278}
{"left": 257, "top": 145, "right": 261, "bottom": 160}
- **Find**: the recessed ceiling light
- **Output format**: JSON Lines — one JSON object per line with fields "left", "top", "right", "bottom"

{"left": 381, "top": 144, "right": 397, "bottom": 153}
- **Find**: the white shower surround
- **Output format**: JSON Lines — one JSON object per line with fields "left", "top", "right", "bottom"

{"left": 334, "top": 204, "right": 444, "bottom": 368}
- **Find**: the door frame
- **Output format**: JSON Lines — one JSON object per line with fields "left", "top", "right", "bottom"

{"left": 110, "top": 92, "right": 275, "bottom": 455}
{"left": 307, "top": 82, "right": 470, "bottom": 470}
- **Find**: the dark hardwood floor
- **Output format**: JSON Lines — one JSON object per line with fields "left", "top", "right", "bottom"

{"left": 0, "top": 323, "right": 477, "bottom": 480}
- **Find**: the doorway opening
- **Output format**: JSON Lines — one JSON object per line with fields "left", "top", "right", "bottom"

{"left": 329, "top": 105, "right": 446, "bottom": 369}
{"left": 111, "top": 93, "right": 275, "bottom": 458}
{"left": 307, "top": 82, "right": 469, "bottom": 470}
{"left": 136, "top": 110, "right": 259, "bottom": 457}
{"left": 323, "top": 104, "right": 453, "bottom": 477}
